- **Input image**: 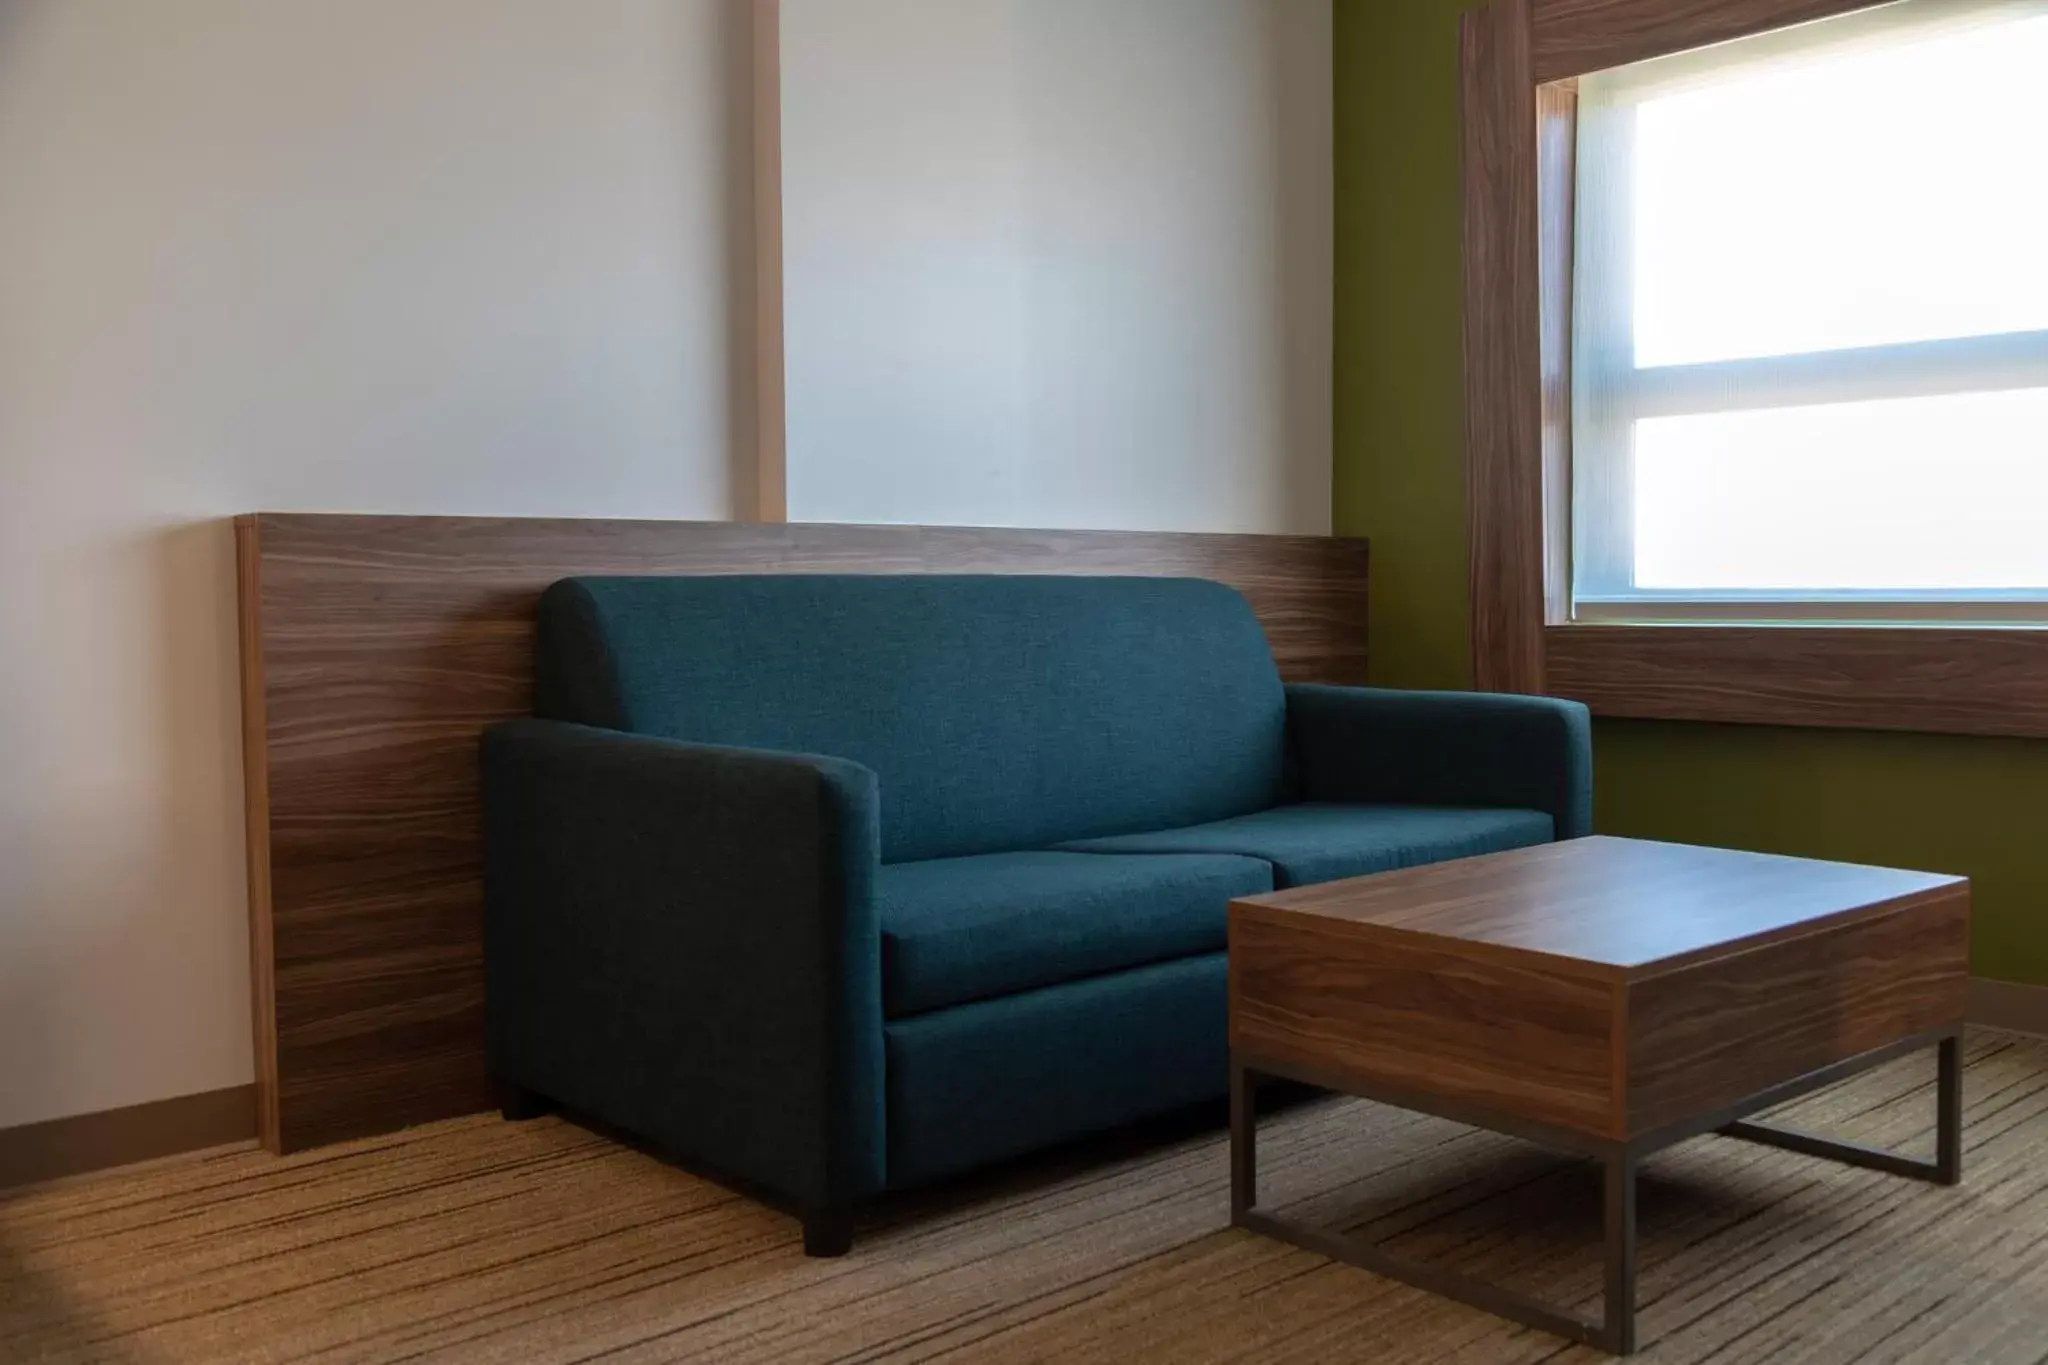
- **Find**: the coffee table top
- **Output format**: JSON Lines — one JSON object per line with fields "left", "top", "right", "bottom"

{"left": 1232, "top": 835, "right": 1965, "bottom": 979}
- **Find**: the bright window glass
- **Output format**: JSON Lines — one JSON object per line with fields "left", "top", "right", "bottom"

{"left": 1632, "top": 15, "right": 2048, "bottom": 368}
{"left": 1634, "top": 388, "right": 2048, "bottom": 591}
{"left": 1571, "top": 0, "right": 2048, "bottom": 615}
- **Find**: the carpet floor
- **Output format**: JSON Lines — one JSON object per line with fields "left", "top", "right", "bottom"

{"left": 2, "top": 1031, "right": 2045, "bottom": 1364}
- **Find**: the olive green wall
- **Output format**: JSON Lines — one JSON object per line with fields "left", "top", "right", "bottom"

{"left": 1332, "top": 0, "right": 2048, "bottom": 985}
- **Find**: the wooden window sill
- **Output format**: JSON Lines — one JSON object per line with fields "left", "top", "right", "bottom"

{"left": 1544, "top": 623, "right": 2048, "bottom": 739}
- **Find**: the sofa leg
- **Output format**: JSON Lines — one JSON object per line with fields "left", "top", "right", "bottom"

{"left": 802, "top": 1207, "right": 855, "bottom": 1258}
{"left": 497, "top": 1082, "right": 551, "bottom": 1122}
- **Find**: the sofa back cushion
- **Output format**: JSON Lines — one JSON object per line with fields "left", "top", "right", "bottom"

{"left": 536, "top": 575, "right": 1287, "bottom": 863}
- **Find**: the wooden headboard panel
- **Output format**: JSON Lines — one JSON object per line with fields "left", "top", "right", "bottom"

{"left": 235, "top": 513, "right": 1370, "bottom": 1152}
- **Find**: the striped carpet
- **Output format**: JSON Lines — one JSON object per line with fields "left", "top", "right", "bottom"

{"left": 3, "top": 1031, "right": 2045, "bottom": 1364}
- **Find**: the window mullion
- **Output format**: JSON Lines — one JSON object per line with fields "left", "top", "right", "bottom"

{"left": 1569, "top": 94, "right": 1637, "bottom": 611}
{"left": 1628, "top": 329, "right": 2048, "bottom": 420}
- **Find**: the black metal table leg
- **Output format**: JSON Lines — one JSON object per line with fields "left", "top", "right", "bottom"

{"left": 1229, "top": 1057, "right": 1626, "bottom": 1353}
{"left": 1603, "top": 1151, "right": 1638, "bottom": 1355}
{"left": 1936, "top": 1032, "right": 1963, "bottom": 1185}
{"left": 1231, "top": 1061, "right": 1257, "bottom": 1221}
{"left": 1717, "top": 1028, "right": 1964, "bottom": 1186}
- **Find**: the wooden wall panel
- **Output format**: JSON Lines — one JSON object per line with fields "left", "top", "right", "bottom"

{"left": 239, "top": 513, "right": 1370, "bottom": 1152}
{"left": 1546, "top": 625, "right": 2048, "bottom": 739}
{"left": 1461, "top": 0, "right": 1546, "bottom": 694}
{"left": 1531, "top": 0, "right": 1888, "bottom": 84}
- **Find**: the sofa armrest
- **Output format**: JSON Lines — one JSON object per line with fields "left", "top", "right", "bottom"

{"left": 480, "top": 718, "right": 884, "bottom": 1210}
{"left": 1285, "top": 684, "right": 1593, "bottom": 839}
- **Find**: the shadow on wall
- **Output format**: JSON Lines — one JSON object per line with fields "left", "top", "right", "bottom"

{"left": 0, "top": 518, "right": 252, "bottom": 1140}
{"left": 0, "top": 521, "right": 241, "bottom": 1356}
{"left": 158, "top": 517, "right": 257, "bottom": 1011}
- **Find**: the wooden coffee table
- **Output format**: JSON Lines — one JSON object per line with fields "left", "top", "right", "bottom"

{"left": 1227, "top": 836, "right": 1969, "bottom": 1355}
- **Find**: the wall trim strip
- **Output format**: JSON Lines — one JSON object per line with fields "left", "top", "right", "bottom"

{"left": 750, "top": 0, "right": 788, "bottom": 523}
{"left": 0, "top": 1086, "right": 257, "bottom": 1192}
{"left": 1461, "top": 0, "right": 1546, "bottom": 695}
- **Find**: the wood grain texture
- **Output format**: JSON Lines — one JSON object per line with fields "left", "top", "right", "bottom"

{"left": 1231, "top": 837, "right": 1970, "bottom": 1142}
{"left": 238, "top": 513, "right": 1370, "bottom": 1153}
{"left": 1546, "top": 625, "right": 2048, "bottom": 738}
{"left": 1230, "top": 907, "right": 1620, "bottom": 1136}
{"left": 1531, "top": 0, "right": 1890, "bottom": 84}
{"left": 234, "top": 519, "right": 281, "bottom": 1151}
{"left": 1627, "top": 890, "right": 1970, "bottom": 1133}
{"left": 1239, "top": 837, "right": 1965, "bottom": 980}
{"left": 1461, "top": 0, "right": 1546, "bottom": 694}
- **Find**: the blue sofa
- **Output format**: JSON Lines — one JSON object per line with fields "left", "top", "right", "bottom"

{"left": 480, "top": 574, "right": 1591, "bottom": 1254}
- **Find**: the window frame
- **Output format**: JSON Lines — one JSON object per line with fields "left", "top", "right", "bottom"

{"left": 1460, "top": 0, "right": 2048, "bottom": 737}
{"left": 1567, "top": 8, "right": 2048, "bottom": 615}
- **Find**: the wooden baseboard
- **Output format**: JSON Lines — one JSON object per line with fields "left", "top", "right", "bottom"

{"left": 1970, "top": 978, "right": 2048, "bottom": 1039}
{"left": 0, "top": 1085, "right": 257, "bottom": 1191}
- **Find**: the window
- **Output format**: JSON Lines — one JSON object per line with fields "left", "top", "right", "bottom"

{"left": 1568, "top": 0, "right": 2048, "bottom": 623}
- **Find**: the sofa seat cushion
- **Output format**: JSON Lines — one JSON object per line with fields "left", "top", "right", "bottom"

{"left": 879, "top": 851, "right": 1272, "bottom": 1018}
{"left": 1056, "top": 803, "right": 1555, "bottom": 888}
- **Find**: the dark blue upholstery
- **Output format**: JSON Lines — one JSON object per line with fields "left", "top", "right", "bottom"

{"left": 481, "top": 719, "right": 885, "bottom": 1209}
{"left": 1285, "top": 684, "right": 1593, "bottom": 839}
{"left": 879, "top": 851, "right": 1271, "bottom": 1017}
{"left": 1057, "top": 803, "right": 1554, "bottom": 887}
{"left": 481, "top": 572, "right": 1596, "bottom": 1245}
{"left": 884, "top": 954, "right": 1229, "bottom": 1187}
{"left": 535, "top": 575, "right": 1287, "bottom": 863}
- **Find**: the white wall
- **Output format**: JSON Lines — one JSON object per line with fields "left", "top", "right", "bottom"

{"left": 779, "top": 0, "right": 1333, "bottom": 534}
{"left": 0, "top": 0, "right": 1331, "bottom": 1133}
{"left": 0, "top": 0, "right": 754, "bottom": 1129}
